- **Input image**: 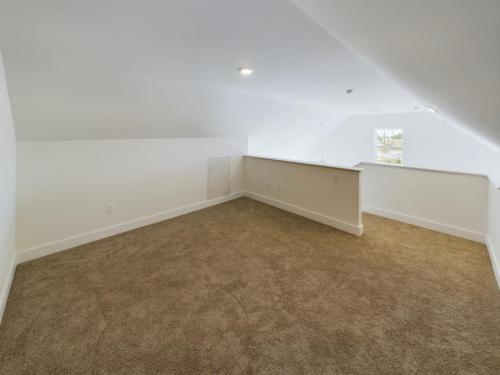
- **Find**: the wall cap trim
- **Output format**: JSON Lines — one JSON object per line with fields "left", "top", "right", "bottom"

{"left": 357, "top": 161, "right": 499, "bottom": 189}
{"left": 246, "top": 154, "right": 362, "bottom": 172}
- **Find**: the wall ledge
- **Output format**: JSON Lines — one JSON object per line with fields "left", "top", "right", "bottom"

{"left": 357, "top": 161, "right": 499, "bottom": 189}
{"left": 246, "top": 154, "right": 362, "bottom": 172}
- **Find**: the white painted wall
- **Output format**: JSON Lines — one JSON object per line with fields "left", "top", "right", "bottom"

{"left": 249, "top": 111, "right": 500, "bottom": 188}
{"left": 325, "top": 113, "right": 500, "bottom": 185}
{"left": 16, "top": 138, "right": 247, "bottom": 260}
{"left": 248, "top": 110, "right": 349, "bottom": 162}
{"left": 244, "top": 155, "right": 362, "bottom": 235}
{"left": 249, "top": 110, "right": 500, "bottom": 244}
{"left": 488, "top": 182, "right": 500, "bottom": 287}
{"left": 360, "top": 163, "right": 489, "bottom": 242}
{"left": 0, "top": 51, "right": 16, "bottom": 322}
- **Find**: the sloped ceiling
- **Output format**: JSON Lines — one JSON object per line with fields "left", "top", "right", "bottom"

{"left": 291, "top": 0, "right": 500, "bottom": 150}
{"left": 0, "top": 0, "right": 417, "bottom": 140}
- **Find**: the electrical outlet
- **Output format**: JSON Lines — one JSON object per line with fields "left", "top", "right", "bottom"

{"left": 106, "top": 205, "right": 114, "bottom": 215}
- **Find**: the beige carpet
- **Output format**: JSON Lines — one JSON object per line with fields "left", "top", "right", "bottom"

{"left": 1, "top": 197, "right": 499, "bottom": 374}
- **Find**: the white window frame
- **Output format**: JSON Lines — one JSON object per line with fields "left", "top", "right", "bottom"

{"left": 374, "top": 128, "right": 404, "bottom": 165}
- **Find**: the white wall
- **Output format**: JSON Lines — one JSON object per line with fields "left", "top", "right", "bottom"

{"left": 16, "top": 138, "right": 247, "bottom": 261}
{"left": 248, "top": 110, "right": 349, "bottom": 162}
{"left": 325, "top": 112, "right": 500, "bottom": 184}
{"left": 249, "top": 111, "right": 500, "bottom": 188}
{"left": 245, "top": 155, "right": 362, "bottom": 235}
{"left": 360, "top": 163, "right": 489, "bottom": 242}
{"left": 488, "top": 182, "right": 500, "bottom": 287}
{"left": 0, "top": 51, "right": 16, "bottom": 322}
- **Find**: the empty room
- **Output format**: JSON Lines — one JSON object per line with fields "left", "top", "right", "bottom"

{"left": 1, "top": 0, "right": 500, "bottom": 374}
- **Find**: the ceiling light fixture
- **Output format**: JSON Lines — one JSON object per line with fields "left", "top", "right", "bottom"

{"left": 426, "top": 106, "right": 438, "bottom": 113}
{"left": 238, "top": 67, "right": 254, "bottom": 76}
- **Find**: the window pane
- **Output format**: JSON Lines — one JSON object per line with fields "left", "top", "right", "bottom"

{"left": 375, "top": 129, "right": 403, "bottom": 164}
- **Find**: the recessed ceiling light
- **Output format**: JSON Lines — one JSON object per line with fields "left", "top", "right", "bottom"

{"left": 238, "top": 67, "right": 254, "bottom": 76}
{"left": 427, "top": 106, "right": 438, "bottom": 113}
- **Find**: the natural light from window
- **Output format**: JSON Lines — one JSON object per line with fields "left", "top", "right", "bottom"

{"left": 375, "top": 129, "right": 403, "bottom": 164}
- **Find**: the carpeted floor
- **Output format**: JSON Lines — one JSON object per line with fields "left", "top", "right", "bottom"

{"left": 1, "top": 197, "right": 499, "bottom": 374}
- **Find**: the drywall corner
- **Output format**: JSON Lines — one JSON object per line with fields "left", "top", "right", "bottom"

{"left": 0, "top": 49, "right": 17, "bottom": 323}
{"left": 0, "top": 253, "right": 16, "bottom": 323}
{"left": 487, "top": 181, "right": 500, "bottom": 289}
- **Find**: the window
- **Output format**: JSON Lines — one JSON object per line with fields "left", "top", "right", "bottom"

{"left": 375, "top": 129, "right": 403, "bottom": 164}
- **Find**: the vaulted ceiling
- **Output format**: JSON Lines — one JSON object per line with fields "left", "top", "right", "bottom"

{"left": 1, "top": 1, "right": 498, "bottom": 147}
{"left": 0, "top": 0, "right": 416, "bottom": 140}
{"left": 291, "top": 0, "right": 500, "bottom": 150}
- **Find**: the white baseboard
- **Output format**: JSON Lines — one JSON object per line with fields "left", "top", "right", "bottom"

{"left": 485, "top": 237, "right": 500, "bottom": 289}
{"left": 363, "top": 205, "right": 486, "bottom": 243}
{"left": 8, "top": 192, "right": 498, "bottom": 315}
{"left": 16, "top": 192, "right": 245, "bottom": 264}
{"left": 16, "top": 190, "right": 363, "bottom": 265}
{"left": 245, "top": 191, "right": 363, "bottom": 236}
{"left": 0, "top": 251, "right": 17, "bottom": 324}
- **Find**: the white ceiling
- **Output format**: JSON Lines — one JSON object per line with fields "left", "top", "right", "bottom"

{"left": 291, "top": 0, "right": 500, "bottom": 150}
{"left": 0, "top": 0, "right": 418, "bottom": 140}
